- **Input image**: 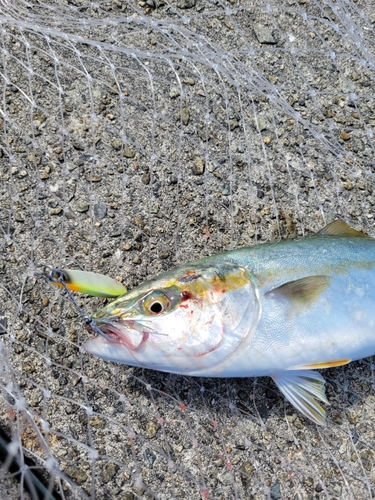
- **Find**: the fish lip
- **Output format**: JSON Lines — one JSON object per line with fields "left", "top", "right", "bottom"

{"left": 87, "top": 320, "right": 147, "bottom": 351}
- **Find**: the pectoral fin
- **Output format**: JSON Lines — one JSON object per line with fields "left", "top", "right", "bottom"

{"left": 272, "top": 370, "right": 329, "bottom": 426}
{"left": 266, "top": 275, "right": 331, "bottom": 311}
{"left": 318, "top": 219, "right": 371, "bottom": 238}
{"left": 49, "top": 269, "right": 127, "bottom": 297}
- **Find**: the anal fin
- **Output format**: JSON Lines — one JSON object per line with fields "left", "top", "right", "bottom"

{"left": 272, "top": 370, "right": 329, "bottom": 426}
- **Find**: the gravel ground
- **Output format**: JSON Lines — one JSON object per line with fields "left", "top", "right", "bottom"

{"left": 1, "top": 0, "right": 375, "bottom": 498}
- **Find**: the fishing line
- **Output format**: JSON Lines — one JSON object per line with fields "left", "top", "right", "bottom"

{"left": 34, "top": 269, "right": 114, "bottom": 342}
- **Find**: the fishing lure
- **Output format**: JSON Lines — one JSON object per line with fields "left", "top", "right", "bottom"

{"left": 50, "top": 220, "right": 375, "bottom": 425}
{"left": 47, "top": 268, "right": 127, "bottom": 297}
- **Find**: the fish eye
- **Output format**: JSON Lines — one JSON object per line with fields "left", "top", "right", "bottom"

{"left": 143, "top": 291, "right": 171, "bottom": 315}
{"left": 149, "top": 301, "right": 163, "bottom": 314}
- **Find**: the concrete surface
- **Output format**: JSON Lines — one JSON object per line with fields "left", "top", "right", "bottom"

{"left": 1, "top": 0, "right": 375, "bottom": 498}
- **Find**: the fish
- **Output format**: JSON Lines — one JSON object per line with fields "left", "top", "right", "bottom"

{"left": 55, "top": 220, "right": 375, "bottom": 425}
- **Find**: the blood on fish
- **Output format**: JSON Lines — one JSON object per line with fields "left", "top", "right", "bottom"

{"left": 181, "top": 291, "right": 192, "bottom": 301}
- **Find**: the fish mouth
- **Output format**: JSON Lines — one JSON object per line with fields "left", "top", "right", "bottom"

{"left": 86, "top": 320, "right": 148, "bottom": 351}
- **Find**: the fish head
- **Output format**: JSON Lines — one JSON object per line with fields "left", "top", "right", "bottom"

{"left": 83, "top": 262, "right": 260, "bottom": 375}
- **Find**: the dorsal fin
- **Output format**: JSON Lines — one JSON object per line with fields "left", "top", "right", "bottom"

{"left": 318, "top": 219, "right": 371, "bottom": 238}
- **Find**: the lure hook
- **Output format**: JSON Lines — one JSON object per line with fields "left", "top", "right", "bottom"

{"left": 35, "top": 267, "right": 114, "bottom": 342}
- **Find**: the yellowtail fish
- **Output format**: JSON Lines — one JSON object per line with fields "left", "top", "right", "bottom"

{"left": 54, "top": 220, "right": 375, "bottom": 425}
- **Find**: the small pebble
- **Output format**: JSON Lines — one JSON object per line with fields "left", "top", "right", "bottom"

{"left": 141, "top": 172, "right": 150, "bottom": 185}
{"left": 192, "top": 158, "right": 205, "bottom": 175}
{"left": 270, "top": 480, "right": 282, "bottom": 500}
{"left": 352, "top": 138, "right": 364, "bottom": 152}
{"left": 66, "top": 162, "right": 77, "bottom": 171}
{"left": 146, "top": 421, "right": 159, "bottom": 438}
{"left": 351, "top": 428, "right": 359, "bottom": 444}
{"left": 346, "top": 411, "right": 358, "bottom": 425}
{"left": 144, "top": 448, "right": 157, "bottom": 468}
{"left": 14, "top": 213, "right": 25, "bottom": 222}
{"left": 89, "top": 416, "right": 106, "bottom": 428}
{"left": 240, "top": 461, "right": 254, "bottom": 489}
{"left": 181, "top": 107, "right": 190, "bottom": 125}
{"left": 218, "top": 471, "right": 233, "bottom": 485}
{"left": 134, "top": 216, "right": 144, "bottom": 228}
{"left": 94, "top": 202, "right": 107, "bottom": 220}
{"left": 39, "top": 166, "right": 51, "bottom": 179}
{"left": 28, "top": 153, "right": 41, "bottom": 165}
{"left": 111, "top": 139, "right": 122, "bottom": 150}
{"left": 50, "top": 207, "right": 63, "bottom": 215}
{"left": 340, "top": 130, "right": 351, "bottom": 141}
{"left": 176, "top": 0, "right": 196, "bottom": 8}
{"left": 254, "top": 25, "right": 277, "bottom": 44}
{"left": 59, "top": 375, "right": 68, "bottom": 386}
{"left": 253, "top": 116, "right": 267, "bottom": 131}
{"left": 103, "top": 462, "right": 119, "bottom": 483}
{"left": 331, "top": 483, "right": 342, "bottom": 496}
{"left": 169, "top": 86, "right": 180, "bottom": 98}
{"left": 123, "top": 147, "right": 136, "bottom": 158}
{"left": 133, "top": 255, "right": 142, "bottom": 265}
{"left": 64, "top": 466, "right": 87, "bottom": 486}
{"left": 76, "top": 202, "right": 89, "bottom": 213}
{"left": 110, "top": 229, "right": 122, "bottom": 237}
